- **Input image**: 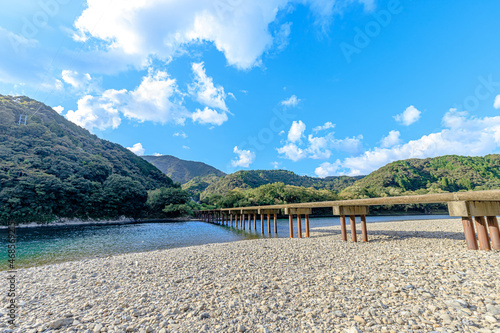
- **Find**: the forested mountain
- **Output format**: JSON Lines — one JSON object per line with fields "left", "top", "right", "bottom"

{"left": 339, "top": 155, "right": 500, "bottom": 199}
{"left": 0, "top": 95, "right": 173, "bottom": 224}
{"left": 199, "top": 170, "right": 361, "bottom": 201}
{"left": 142, "top": 155, "right": 225, "bottom": 184}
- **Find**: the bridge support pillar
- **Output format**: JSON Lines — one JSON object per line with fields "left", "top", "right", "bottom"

{"left": 253, "top": 214, "right": 257, "bottom": 230}
{"left": 340, "top": 216, "right": 347, "bottom": 241}
{"left": 267, "top": 214, "right": 271, "bottom": 234}
{"left": 448, "top": 201, "right": 500, "bottom": 250}
{"left": 361, "top": 215, "right": 368, "bottom": 242}
{"left": 350, "top": 215, "right": 357, "bottom": 242}
{"left": 261, "top": 214, "right": 264, "bottom": 234}
{"left": 487, "top": 216, "right": 500, "bottom": 250}
{"left": 284, "top": 208, "right": 312, "bottom": 239}
{"left": 333, "top": 206, "right": 369, "bottom": 242}
{"left": 289, "top": 214, "right": 293, "bottom": 238}
{"left": 274, "top": 214, "right": 278, "bottom": 234}
{"left": 305, "top": 214, "right": 310, "bottom": 238}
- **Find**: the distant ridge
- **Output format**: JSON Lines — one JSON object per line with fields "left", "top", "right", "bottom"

{"left": 142, "top": 155, "right": 226, "bottom": 184}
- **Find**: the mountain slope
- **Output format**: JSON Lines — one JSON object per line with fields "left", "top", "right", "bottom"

{"left": 142, "top": 155, "right": 226, "bottom": 184}
{"left": 339, "top": 154, "right": 500, "bottom": 199}
{"left": 200, "top": 170, "right": 362, "bottom": 201}
{"left": 0, "top": 95, "right": 173, "bottom": 223}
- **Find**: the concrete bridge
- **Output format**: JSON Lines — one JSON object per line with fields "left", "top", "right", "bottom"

{"left": 196, "top": 189, "right": 500, "bottom": 251}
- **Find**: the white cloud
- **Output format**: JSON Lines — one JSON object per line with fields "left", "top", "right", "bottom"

{"left": 191, "top": 107, "right": 228, "bottom": 126}
{"left": 52, "top": 106, "right": 64, "bottom": 114}
{"left": 174, "top": 131, "right": 188, "bottom": 138}
{"left": 66, "top": 70, "right": 189, "bottom": 131}
{"left": 62, "top": 70, "right": 92, "bottom": 89}
{"left": 281, "top": 94, "right": 301, "bottom": 107}
{"left": 313, "top": 121, "right": 335, "bottom": 132}
{"left": 182, "top": 145, "right": 190, "bottom": 150}
{"left": 274, "top": 22, "right": 292, "bottom": 51}
{"left": 315, "top": 160, "right": 342, "bottom": 178}
{"left": 380, "top": 130, "right": 401, "bottom": 148}
{"left": 494, "top": 95, "right": 500, "bottom": 109}
{"left": 74, "top": 0, "right": 290, "bottom": 70}
{"left": 66, "top": 95, "right": 122, "bottom": 131}
{"left": 277, "top": 120, "right": 363, "bottom": 161}
{"left": 153, "top": 153, "right": 163, "bottom": 156}
{"left": 232, "top": 146, "right": 256, "bottom": 168}
{"left": 324, "top": 109, "right": 500, "bottom": 176}
{"left": 127, "top": 143, "right": 145, "bottom": 155}
{"left": 287, "top": 120, "right": 306, "bottom": 142}
{"left": 394, "top": 105, "right": 421, "bottom": 126}
{"left": 277, "top": 143, "right": 307, "bottom": 161}
{"left": 189, "top": 62, "right": 228, "bottom": 111}
{"left": 271, "top": 161, "right": 281, "bottom": 169}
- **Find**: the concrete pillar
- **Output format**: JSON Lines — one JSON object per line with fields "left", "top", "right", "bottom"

{"left": 297, "top": 215, "right": 302, "bottom": 238}
{"left": 260, "top": 214, "right": 264, "bottom": 235}
{"left": 475, "top": 216, "right": 491, "bottom": 251}
{"left": 350, "top": 215, "right": 357, "bottom": 242}
{"left": 340, "top": 215, "right": 347, "bottom": 241}
{"left": 486, "top": 216, "right": 500, "bottom": 250}
{"left": 289, "top": 214, "right": 293, "bottom": 238}
{"left": 305, "top": 214, "right": 310, "bottom": 238}
{"left": 360, "top": 215, "right": 368, "bottom": 242}
{"left": 274, "top": 214, "right": 278, "bottom": 234}
{"left": 462, "top": 217, "right": 478, "bottom": 250}
{"left": 267, "top": 214, "right": 271, "bottom": 234}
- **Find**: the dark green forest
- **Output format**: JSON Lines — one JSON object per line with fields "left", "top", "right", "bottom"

{"left": 0, "top": 95, "right": 188, "bottom": 224}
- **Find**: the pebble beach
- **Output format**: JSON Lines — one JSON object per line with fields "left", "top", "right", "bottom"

{"left": 2, "top": 218, "right": 499, "bottom": 333}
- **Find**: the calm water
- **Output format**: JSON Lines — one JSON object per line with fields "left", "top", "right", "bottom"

{"left": 0, "top": 215, "right": 455, "bottom": 270}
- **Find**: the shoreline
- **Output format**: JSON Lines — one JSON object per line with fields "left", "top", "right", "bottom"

{"left": 3, "top": 218, "right": 499, "bottom": 332}
{"left": 0, "top": 216, "right": 199, "bottom": 229}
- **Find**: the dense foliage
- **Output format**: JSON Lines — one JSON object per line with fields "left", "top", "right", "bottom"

{"left": 200, "top": 170, "right": 361, "bottom": 201}
{"left": 201, "top": 182, "right": 337, "bottom": 208}
{"left": 182, "top": 174, "right": 221, "bottom": 201}
{"left": 142, "top": 155, "right": 225, "bottom": 184}
{"left": 0, "top": 95, "right": 173, "bottom": 224}
{"left": 339, "top": 155, "right": 500, "bottom": 199}
{"left": 145, "top": 187, "right": 211, "bottom": 218}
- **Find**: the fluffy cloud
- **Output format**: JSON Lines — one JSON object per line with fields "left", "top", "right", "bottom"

{"left": 66, "top": 95, "right": 121, "bottom": 131}
{"left": 316, "top": 110, "right": 500, "bottom": 177}
{"left": 315, "top": 160, "right": 342, "bottom": 178}
{"left": 62, "top": 70, "right": 92, "bottom": 89}
{"left": 189, "top": 62, "right": 228, "bottom": 111}
{"left": 380, "top": 130, "right": 401, "bottom": 148}
{"left": 281, "top": 94, "right": 301, "bottom": 108}
{"left": 74, "top": 0, "right": 289, "bottom": 70}
{"left": 313, "top": 121, "right": 335, "bottom": 132}
{"left": 232, "top": 146, "right": 256, "bottom": 168}
{"left": 52, "top": 106, "right": 64, "bottom": 114}
{"left": 191, "top": 107, "right": 228, "bottom": 126}
{"left": 127, "top": 143, "right": 145, "bottom": 155}
{"left": 66, "top": 70, "right": 189, "bottom": 131}
{"left": 288, "top": 120, "right": 306, "bottom": 142}
{"left": 394, "top": 105, "right": 421, "bottom": 126}
{"left": 277, "top": 143, "right": 307, "bottom": 161}
{"left": 277, "top": 120, "right": 363, "bottom": 161}
{"left": 494, "top": 95, "right": 500, "bottom": 109}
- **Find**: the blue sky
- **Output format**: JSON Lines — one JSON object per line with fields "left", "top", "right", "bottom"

{"left": 2, "top": 0, "right": 500, "bottom": 177}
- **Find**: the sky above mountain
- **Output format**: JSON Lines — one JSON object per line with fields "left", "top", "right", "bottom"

{"left": 2, "top": 0, "right": 500, "bottom": 177}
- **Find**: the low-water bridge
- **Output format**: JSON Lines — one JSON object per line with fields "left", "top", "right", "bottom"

{"left": 196, "top": 189, "right": 500, "bottom": 251}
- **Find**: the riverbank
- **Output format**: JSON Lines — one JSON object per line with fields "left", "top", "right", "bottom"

{"left": 3, "top": 218, "right": 499, "bottom": 333}
{"left": 0, "top": 217, "right": 198, "bottom": 229}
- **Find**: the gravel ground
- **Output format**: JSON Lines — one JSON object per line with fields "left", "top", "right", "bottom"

{"left": 1, "top": 218, "right": 499, "bottom": 333}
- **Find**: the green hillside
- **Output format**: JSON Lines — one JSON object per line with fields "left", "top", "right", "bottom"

{"left": 142, "top": 155, "right": 226, "bottom": 184}
{"left": 0, "top": 95, "right": 174, "bottom": 224}
{"left": 340, "top": 155, "right": 500, "bottom": 199}
{"left": 200, "top": 169, "right": 361, "bottom": 201}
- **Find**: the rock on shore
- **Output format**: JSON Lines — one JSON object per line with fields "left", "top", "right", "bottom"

{"left": 1, "top": 218, "right": 499, "bottom": 333}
